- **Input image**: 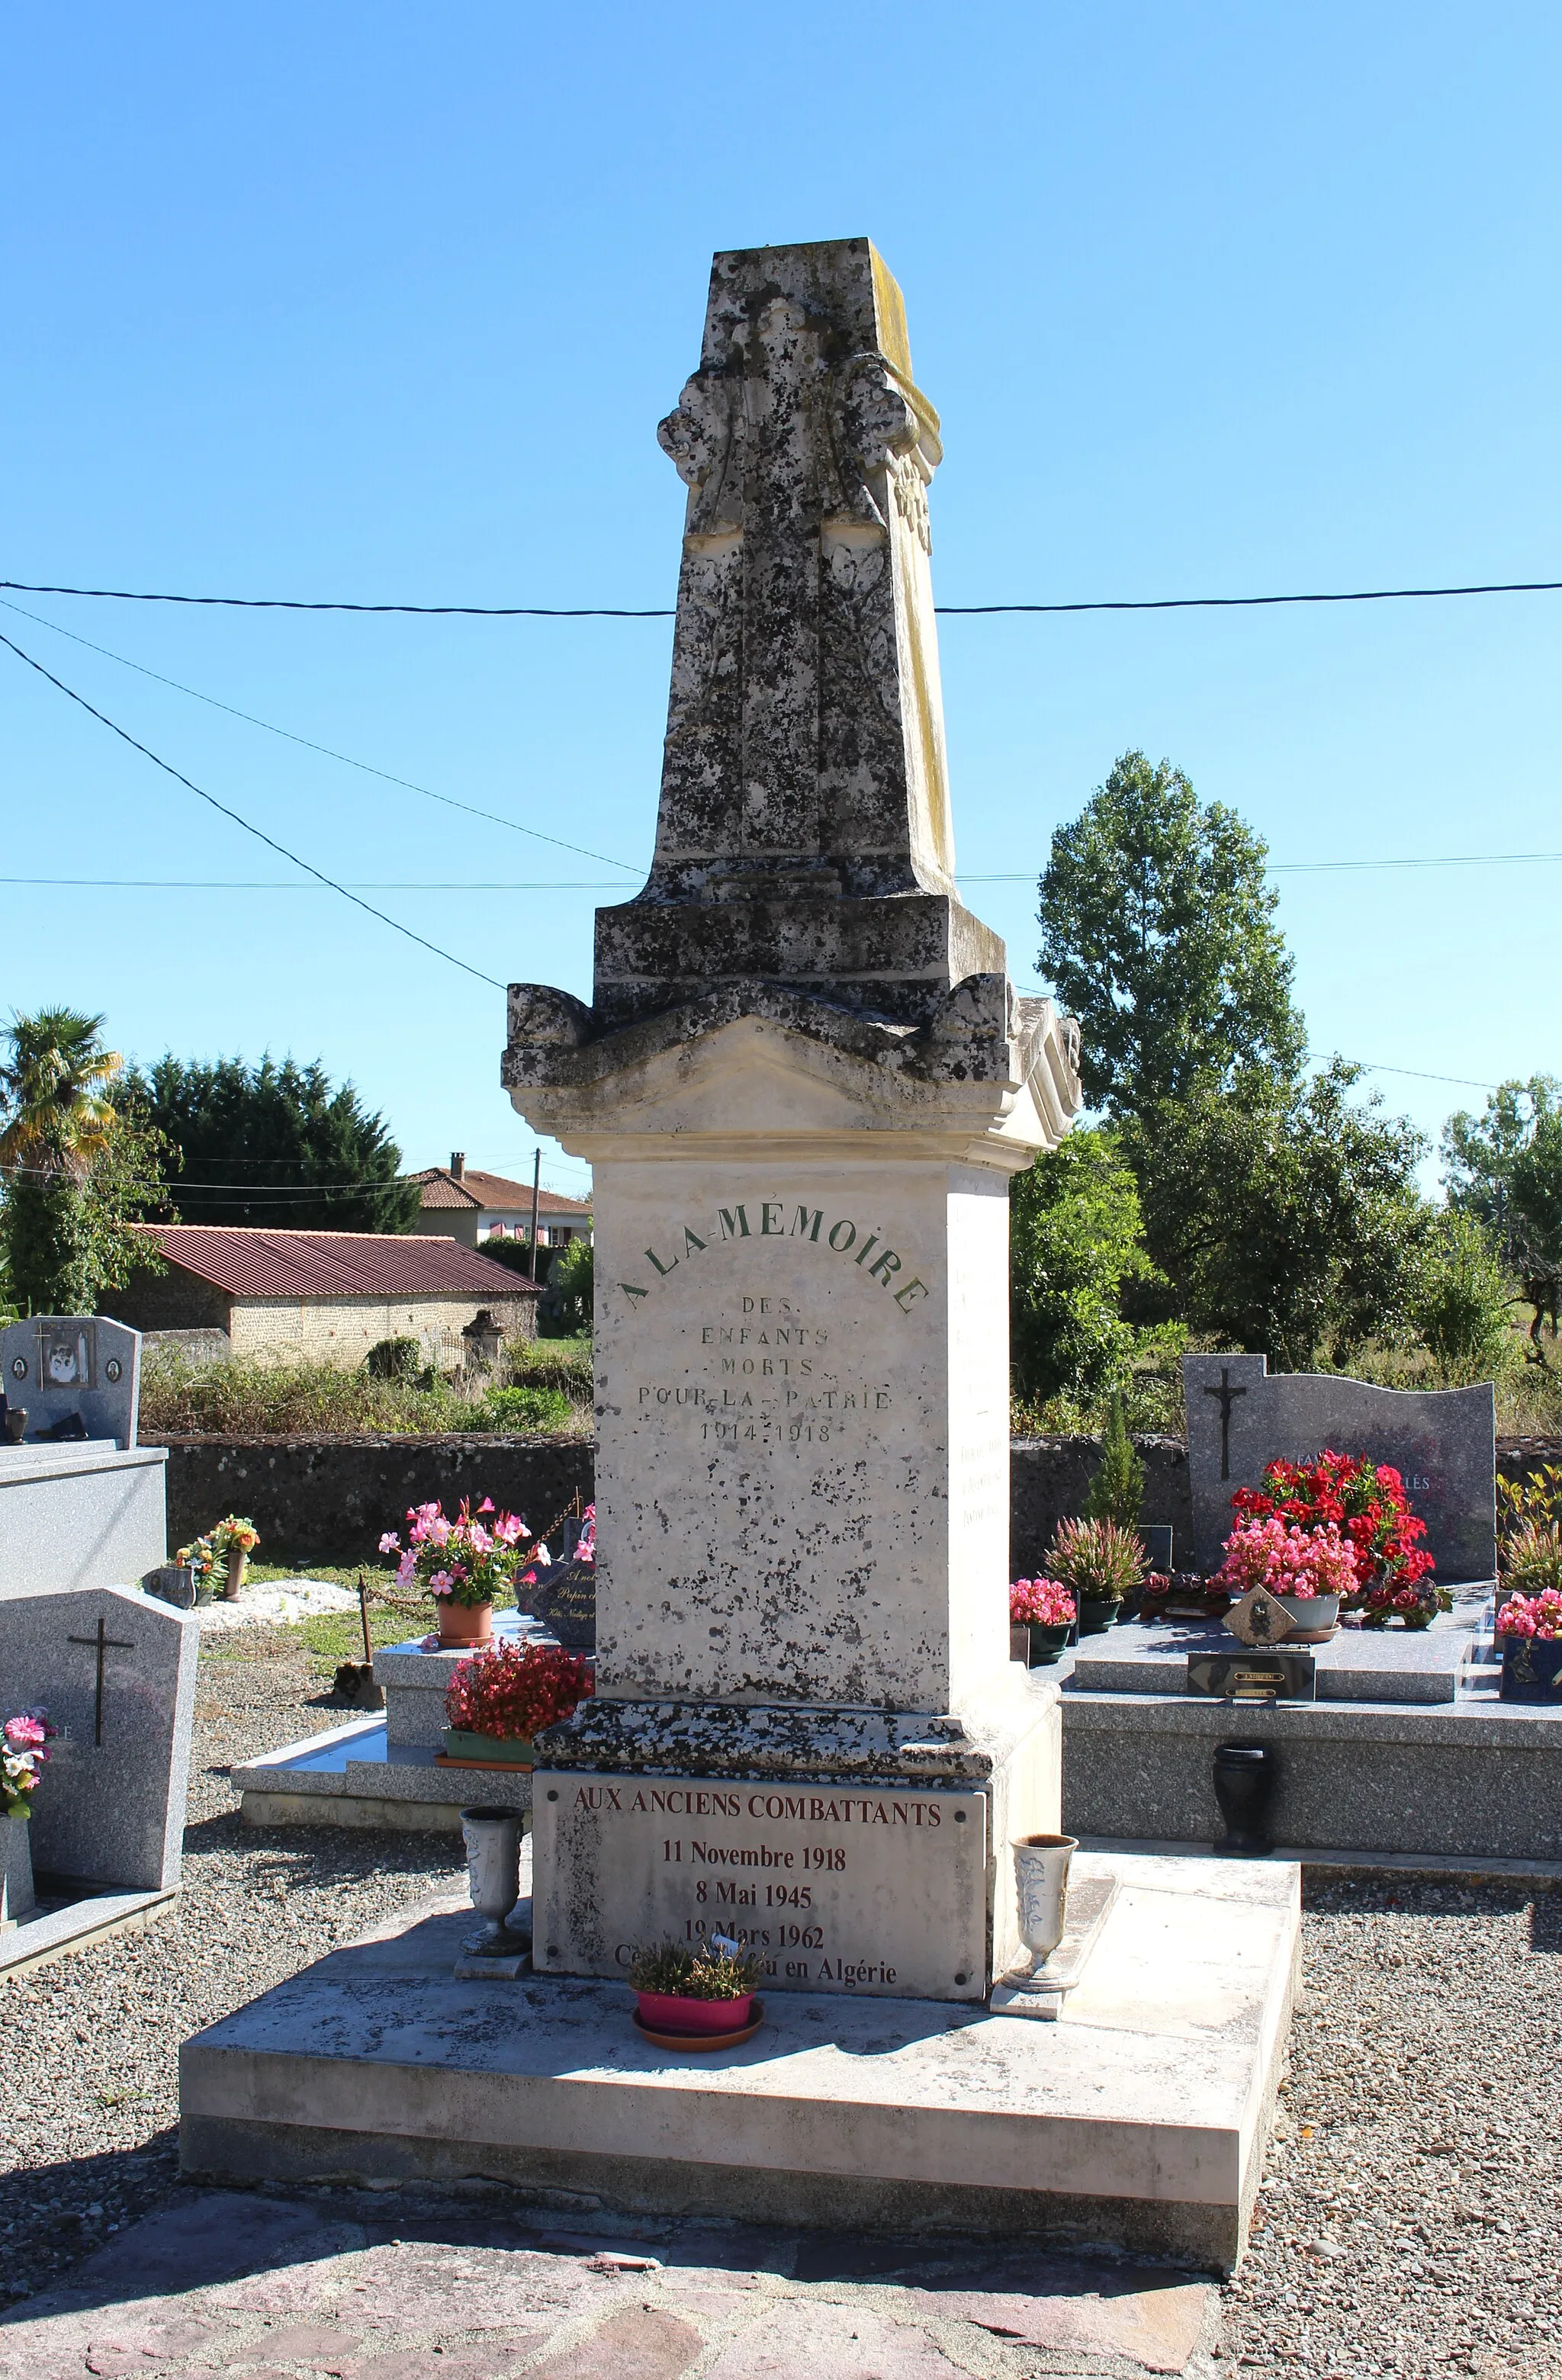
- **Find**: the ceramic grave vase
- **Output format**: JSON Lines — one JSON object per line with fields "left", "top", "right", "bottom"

{"left": 0, "top": 1814, "right": 36, "bottom": 1928}
{"left": 1213, "top": 1742, "right": 1277, "bottom": 1855}
{"left": 223, "top": 1548, "right": 249, "bottom": 1600}
{"left": 1010, "top": 1832, "right": 1078, "bottom": 1975}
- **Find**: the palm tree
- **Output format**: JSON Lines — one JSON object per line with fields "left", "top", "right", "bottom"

{"left": 0, "top": 1008, "right": 123, "bottom": 1183}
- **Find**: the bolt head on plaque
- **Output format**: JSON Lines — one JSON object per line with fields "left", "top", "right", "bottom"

{"left": 1224, "top": 1585, "right": 1294, "bottom": 1647}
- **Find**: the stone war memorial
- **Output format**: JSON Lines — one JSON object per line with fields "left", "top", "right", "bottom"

{"left": 181, "top": 241, "right": 1300, "bottom": 2269}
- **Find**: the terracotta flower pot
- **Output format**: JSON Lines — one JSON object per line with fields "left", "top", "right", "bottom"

{"left": 438, "top": 1599, "right": 493, "bottom": 1648}
{"left": 635, "top": 1989, "right": 755, "bottom": 2036}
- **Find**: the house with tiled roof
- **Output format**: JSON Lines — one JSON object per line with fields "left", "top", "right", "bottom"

{"left": 109, "top": 1225, "right": 541, "bottom": 1367}
{"left": 409, "top": 1155, "right": 593, "bottom": 1251}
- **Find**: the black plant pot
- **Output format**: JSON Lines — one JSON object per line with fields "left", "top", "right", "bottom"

{"left": 1213, "top": 1742, "right": 1277, "bottom": 1855}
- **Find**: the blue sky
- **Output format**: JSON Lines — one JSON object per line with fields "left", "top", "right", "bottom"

{"left": 6, "top": 2, "right": 1557, "bottom": 1202}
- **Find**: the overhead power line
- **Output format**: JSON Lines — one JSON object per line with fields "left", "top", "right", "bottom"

{"left": 0, "top": 597, "right": 641, "bottom": 875}
{"left": 0, "top": 629, "right": 506, "bottom": 993}
{"left": 7, "top": 573, "right": 1562, "bottom": 618}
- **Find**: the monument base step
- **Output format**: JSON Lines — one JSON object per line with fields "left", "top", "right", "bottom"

{"left": 0, "top": 1884, "right": 177, "bottom": 1980}
{"left": 178, "top": 1850, "right": 1297, "bottom": 2276}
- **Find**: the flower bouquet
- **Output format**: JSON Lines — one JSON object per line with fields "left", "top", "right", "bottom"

{"left": 380, "top": 1496, "right": 532, "bottom": 1645}
{"left": 441, "top": 1638, "right": 594, "bottom": 1765}
{"left": 1010, "top": 1577, "right": 1076, "bottom": 1665}
{"left": 627, "top": 1936, "right": 765, "bottom": 2044}
{"left": 1496, "top": 1553, "right": 1562, "bottom": 1701}
{"left": 1231, "top": 1452, "right": 1448, "bottom": 1628}
{"left": 1213, "top": 1514, "right": 1358, "bottom": 1640}
{"left": 1138, "top": 1569, "right": 1234, "bottom": 1624}
{"left": 2, "top": 1709, "right": 53, "bottom": 1821}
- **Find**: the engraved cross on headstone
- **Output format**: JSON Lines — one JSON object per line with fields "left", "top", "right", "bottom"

{"left": 1203, "top": 1366, "right": 1248, "bottom": 1481}
{"left": 66, "top": 1611, "right": 136, "bottom": 1746}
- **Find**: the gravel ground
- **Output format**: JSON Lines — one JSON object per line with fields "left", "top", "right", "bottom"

{"left": 2, "top": 1633, "right": 1559, "bottom": 2378}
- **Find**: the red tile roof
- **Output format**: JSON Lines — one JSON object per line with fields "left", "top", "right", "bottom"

{"left": 135, "top": 1225, "right": 541, "bottom": 1301}
{"left": 411, "top": 1167, "right": 591, "bottom": 1216}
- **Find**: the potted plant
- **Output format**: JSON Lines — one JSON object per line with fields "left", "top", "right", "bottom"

{"left": 1046, "top": 1517, "right": 1147, "bottom": 1634}
{"left": 442, "top": 1639, "right": 594, "bottom": 1765}
{"left": 1212, "top": 1515, "right": 1358, "bottom": 1642}
{"left": 1231, "top": 1451, "right": 1449, "bottom": 1630}
{"left": 627, "top": 1938, "right": 765, "bottom": 2041}
{"left": 1496, "top": 1522, "right": 1562, "bottom": 1701}
{"left": 1009, "top": 1576, "right": 1076, "bottom": 1665}
{"left": 380, "top": 1496, "right": 532, "bottom": 1646}
{"left": 2, "top": 1707, "right": 54, "bottom": 1925}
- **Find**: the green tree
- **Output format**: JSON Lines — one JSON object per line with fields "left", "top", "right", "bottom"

{"left": 129, "top": 1054, "right": 419, "bottom": 1232}
{"left": 1082, "top": 1392, "right": 1145, "bottom": 1527}
{"left": 1130, "top": 1061, "right": 1425, "bottom": 1370}
{"left": 1408, "top": 1208, "right": 1513, "bottom": 1380}
{"left": 539, "top": 1237, "right": 593, "bottom": 1338}
{"left": 0, "top": 1008, "right": 168, "bottom": 1315}
{"left": 1443, "top": 1078, "right": 1562, "bottom": 1357}
{"left": 1037, "top": 751, "right": 1305, "bottom": 1117}
{"left": 1010, "top": 1127, "right": 1152, "bottom": 1410}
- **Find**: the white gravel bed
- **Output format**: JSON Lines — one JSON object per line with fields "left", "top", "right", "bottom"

{"left": 1, "top": 1626, "right": 1557, "bottom": 2377}
{"left": 189, "top": 1580, "right": 362, "bottom": 1632}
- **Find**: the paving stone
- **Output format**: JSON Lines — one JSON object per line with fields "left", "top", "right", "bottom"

{"left": 251, "top": 2325, "right": 362, "bottom": 2362}
{"left": 522, "top": 2307, "right": 703, "bottom": 2380}
{"left": 701, "top": 2302, "right": 968, "bottom": 2380}
{"left": 927, "top": 2280, "right": 1210, "bottom": 2372}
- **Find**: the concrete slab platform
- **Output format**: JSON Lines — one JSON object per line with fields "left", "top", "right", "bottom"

{"left": 178, "top": 1851, "right": 1298, "bottom": 2273}
{"left": 1069, "top": 1608, "right": 1480, "bottom": 1704}
{"left": 234, "top": 1718, "right": 532, "bottom": 1833}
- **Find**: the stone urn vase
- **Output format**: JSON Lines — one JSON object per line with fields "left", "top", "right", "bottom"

{"left": 459, "top": 1806, "right": 528, "bottom": 1957}
{"left": 1, "top": 1815, "right": 37, "bottom": 1928}
{"left": 1010, "top": 1832, "right": 1078, "bottom": 1974}
{"left": 223, "top": 1547, "right": 249, "bottom": 1601}
{"left": 1213, "top": 1742, "right": 1277, "bottom": 1855}
{"left": 439, "top": 1599, "right": 493, "bottom": 1649}
{"left": 2, "top": 1408, "right": 27, "bottom": 1445}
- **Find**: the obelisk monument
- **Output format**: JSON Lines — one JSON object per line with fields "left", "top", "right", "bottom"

{"left": 506, "top": 239, "right": 1082, "bottom": 2000}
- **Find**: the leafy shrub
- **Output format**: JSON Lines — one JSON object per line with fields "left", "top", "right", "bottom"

{"left": 484, "top": 1383, "right": 573, "bottom": 1431}
{"left": 365, "top": 1336, "right": 423, "bottom": 1382}
{"left": 539, "top": 1238, "right": 593, "bottom": 1338}
{"left": 1082, "top": 1394, "right": 1144, "bottom": 1528}
{"left": 1502, "top": 1520, "right": 1562, "bottom": 1598}
{"left": 1409, "top": 1211, "right": 1512, "bottom": 1380}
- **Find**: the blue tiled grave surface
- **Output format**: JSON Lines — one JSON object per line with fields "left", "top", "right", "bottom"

{"left": 1066, "top": 1604, "right": 1491, "bottom": 1707}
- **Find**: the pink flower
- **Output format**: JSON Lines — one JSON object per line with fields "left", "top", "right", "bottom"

{"left": 1010, "top": 1576, "right": 1075, "bottom": 1627}
{"left": 477, "top": 1498, "right": 495, "bottom": 1514}
{"left": 378, "top": 1532, "right": 400, "bottom": 1554}
{"left": 4, "top": 1715, "right": 47, "bottom": 1752}
{"left": 429, "top": 1571, "right": 454, "bottom": 1597}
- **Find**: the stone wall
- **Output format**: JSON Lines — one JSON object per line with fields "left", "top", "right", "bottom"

{"left": 158, "top": 1430, "right": 1550, "bottom": 1574}
{"left": 162, "top": 1434, "right": 596, "bottom": 1566}
{"left": 226, "top": 1293, "right": 538, "bottom": 1366}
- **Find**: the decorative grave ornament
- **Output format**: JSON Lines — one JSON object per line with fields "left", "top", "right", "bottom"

{"left": 1225, "top": 1585, "right": 1294, "bottom": 1647}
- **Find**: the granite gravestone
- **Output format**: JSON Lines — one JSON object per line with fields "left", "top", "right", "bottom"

{"left": 0, "top": 1585, "right": 198, "bottom": 1890}
{"left": 1, "top": 1315, "right": 141, "bottom": 1447}
{"left": 506, "top": 239, "right": 1082, "bottom": 2002}
{"left": 521, "top": 1557, "right": 596, "bottom": 1652}
{"left": 1183, "top": 1353, "right": 1496, "bottom": 1585}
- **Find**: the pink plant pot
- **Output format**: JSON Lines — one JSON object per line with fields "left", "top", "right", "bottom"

{"left": 634, "top": 1990, "right": 755, "bottom": 2036}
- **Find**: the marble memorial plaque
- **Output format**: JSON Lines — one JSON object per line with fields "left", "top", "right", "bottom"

{"left": 532, "top": 1768, "right": 988, "bottom": 2001}
{"left": 1186, "top": 1649, "right": 1316, "bottom": 1703}
{"left": 1183, "top": 1354, "right": 1496, "bottom": 1583}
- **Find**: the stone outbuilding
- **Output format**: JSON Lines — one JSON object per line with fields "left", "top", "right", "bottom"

{"left": 109, "top": 1225, "right": 540, "bottom": 1367}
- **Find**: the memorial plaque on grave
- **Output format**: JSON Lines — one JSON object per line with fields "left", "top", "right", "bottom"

{"left": 532, "top": 1771, "right": 988, "bottom": 2000}
{"left": 522, "top": 1559, "right": 595, "bottom": 1652}
{"left": 504, "top": 241, "right": 1083, "bottom": 1996}
{"left": 1183, "top": 1353, "right": 1496, "bottom": 1583}
{"left": 1187, "top": 1650, "right": 1316, "bottom": 1703}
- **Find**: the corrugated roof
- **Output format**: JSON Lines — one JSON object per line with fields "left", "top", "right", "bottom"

{"left": 136, "top": 1225, "right": 542, "bottom": 1300}
{"left": 411, "top": 1167, "right": 592, "bottom": 1216}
